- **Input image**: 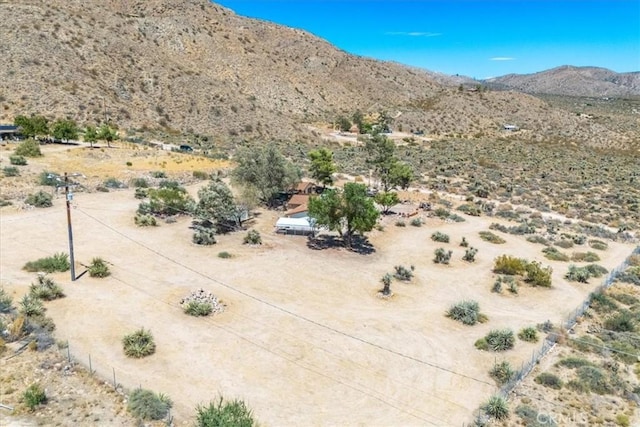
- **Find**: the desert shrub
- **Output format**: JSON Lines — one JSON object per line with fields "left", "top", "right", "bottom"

{"left": 23, "top": 252, "right": 70, "bottom": 273}
{"left": 142, "top": 187, "right": 192, "bottom": 216}
{"left": 490, "top": 360, "right": 514, "bottom": 385}
{"left": 193, "top": 170, "right": 209, "bottom": 180}
{"left": 433, "top": 248, "right": 452, "bottom": 264}
{"left": 88, "top": 257, "right": 110, "bottom": 278}
{"left": 0, "top": 288, "right": 13, "bottom": 313}
{"left": 524, "top": 261, "right": 552, "bottom": 287}
{"left": 434, "top": 207, "right": 450, "bottom": 219}
{"left": 19, "top": 295, "right": 44, "bottom": 317}
{"left": 489, "top": 223, "right": 508, "bottom": 233}
{"left": 195, "top": 396, "right": 256, "bottom": 427}
{"left": 446, "top": 300, "right": 485, "bottom": 325}
{"left": 588, "top": 239, "right": 608, "bottom": 250}
{"left": 491, "top": 278, "right": 503, "bottom": 293}
{"left": 479, "top": 231, "right": 505, "bottom": 244}
{"left": 410, "top": 217, "right": 422, "bottom": 227}
{"left": 569, "top": 335, "right": 605, "bottom": 353}
{"left": 9, "top": 155, "right": 27, "bottom": 165}
{"left": 482, "top": 395, "right": 509, "bottom": 420}
{"left": 134, "top": 188, "right": 148, "bottom": 199}
{"left": 575, "top": 366, "right": 611, "bottom": 394}
{"left": 474, "top": 337, "right": 488, "bottom": 350}
{"left": 104, "top": 177, "right": 125, "bottom": 189}
{"left": 24, "top": 191, "right": 53, "bottom": 208}
{"left": 457, "top": 203, "right": 481, "bottom": 216}
{"left": 554, "top": 239, "right": 574, "bottom": 249}
{"left": 394, "top": 220, "right": 406, "bottom": 227}
{"left": 37, "top": 171, "right": 59, "bottom": 186}
{"left": 128, "top": 388, "right": 172, "bottom": 421}
{"left": 459, "top": 237, "right": 469, "bottom": 247}
{"left": 183, "top": 301, "right": 213, "bottom": 317}
{"left": 123, "top": 328, "right": 156, "bottom": 358}
{"left": 518, "top": 326, "right": 539, "bottom": 342}
{"left": 393, "top": 265, "right": 414, "bottom": 281}
{"left": 243, "top": 229, "right": 262, "bottom": 245}
{"left": 15, "top": 139, "right": 42, "bottom": 157}
{"left": 617, "top": 267, "right": 640, "bottom": 285}
{"left": 542, "top": 246, "right": 569, "bottom": 262}
{"left": 480, "top": 329, "right": 515, "bottom": 352}
{"left": 3, "top": 166, "right": 19, "bottom": 177}
{"left": 514, "top": 405, "right": 547, "bottom": 427}
{"left": 448, "top": 213, "right": 465, "bottom": 222}
{"left": 571, "top": 251, "right": 600, "bottom": 262}
{"left": 431, "top": 231, "right": 449, "bottom": 243}
{"left": 534, "top": 372, "right": 563, "bottom": 389}
{"left": 507, "top": 280, "right": 519, "bottom": 294}
{"left": 193, "top": 226, "right": 217, "bottom": 245}
{"left": 462, "top": 247, "right": 478, "bottom": 262}
{"left": 29, "top": 275, "right": 64, "bottom": 301}
{"left": 565, "top": 264, "right": 607, "bottom": 283}
{"left": 134, "top": 213, "right": 158, "bottom": 227}
{"left": 217, "top": 251, "right": 232, "bottom": 259}
{"left": 493, "top": 255, "right": 527, "bottom": 275}
{"left": 151, "top": 170, "right": 167, "bottom": 178}
{"left": 130, "top": 177, "right": 149, "bottom": 188}
{"left": 556, "top": 357, "right": 595, "bottom": 369}
{"left": 23, "top": 383, "right": 47, "bottom": 410}
{"left": 604, "top": 311, "right": 635, "bottom": 332}
{"left": 616, "top": 414, "right": 630, "bottom": 427}
{"left": 610, "top": 293, "right": 639, "bottom": 306}
{"left": 526, "top": 235, "right": 550, "bottom": 246}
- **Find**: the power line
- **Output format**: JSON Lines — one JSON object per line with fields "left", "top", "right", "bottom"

{"left": 76, "top": 207, "right": 494, "bottom": 389}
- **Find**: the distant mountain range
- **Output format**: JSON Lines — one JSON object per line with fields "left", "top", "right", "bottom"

{"left": 0, "top": 0, "right": 636, "bottom": 149}
{"left": 484, "top": 66, "right": 640, "bottom": 97}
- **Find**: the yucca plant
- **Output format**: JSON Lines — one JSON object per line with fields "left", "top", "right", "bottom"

{"left": 183, "top": 301, "right": 214, "bottom": 317}
{"left": 88, "top": 257, "right": 110, "bottom": 278}
{"left": 127, "top": 388, "right": 172, "bottom": 420}
{"left": 0, "top": 288, "right": 14, "bottom": 313}
{"left": 123, "top": 328, "right": 156, "bottom": 358}
{"left": 19, "top": 294, "right": 45, "bottom": 317}
{"left": 29, "top": 275, "right": 64, "bottom": 301}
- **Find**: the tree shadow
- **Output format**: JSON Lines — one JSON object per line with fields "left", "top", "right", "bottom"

{"left": 306, "top": 234, "right": 376, "bottom": 255}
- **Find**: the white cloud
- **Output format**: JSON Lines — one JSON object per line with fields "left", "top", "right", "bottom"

{"left": 386, "top": 31, "right": 442, "bottom": 37}
{"left": 490, "top": 57, "right": 516, "bottom": 61}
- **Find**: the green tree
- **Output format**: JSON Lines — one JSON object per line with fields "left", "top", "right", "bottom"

{"left": 52, "top": 119, "right": 79, "bottom": 143}
{"left": 308, "top": 182, "right": 379, "bottom": 247}
{"left": 15, "top": 115, "right": 49, "bottom": 139}
{"left": 374, "top": 191, "right": 399, "bottom": 214}
{"left": 365, "top": 133, "right": 412, "bottom": 190}
{"left": 98, "top": 124, "right": 118, "bottom": 148}
{"left": 84, "top": 125, "right": 98, "bottom": 148}
{"left": 308, "top": 148, "right": 336, "bottom": 187}
{"left": 336, "top": 116, "right": 351, "bottom": 132}
{"left": 232, "top": 144, "right": 300, "bottom": 207}
{"left": 139, "top": 187, "right": 193, "bottom": 216}
{"left": 194, "top": 178, "right": 243, "bottom": 232}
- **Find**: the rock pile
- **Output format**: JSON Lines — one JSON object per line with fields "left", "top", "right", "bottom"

{"left": 179, "top": 289, "right": 225, "bottom": 314}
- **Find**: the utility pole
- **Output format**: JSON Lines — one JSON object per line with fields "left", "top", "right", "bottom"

{"left": 64, "top": 173, "right": 76, "bottom": 281}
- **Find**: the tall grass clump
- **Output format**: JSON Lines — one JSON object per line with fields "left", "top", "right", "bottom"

{"left": 88, "top": 257, "right": 110, "bottom": 278}
{"left": 475, "top": 329, "right": 515, "bottom": 352}
{"left": 482, "top": 395, "right": 509, "bottom": 420}
{"left": 446, "top": 300, "right": 486, "bottom": 325}
{"left": 489, "top": 361, "right": 514, "bottom": 385}
{"left": 29, "top": 275, "right": 64, "bottom": 301}
{"left": 23, "top": 253, "right": 70, "bottom": 273}
{"left": 195, "top": 396, "right": 256, "bottom": 427}
{"left": 127, "top": 388, "right": 172, "bottom": 421}
{"left": 493, "top": 255, "right": 527, "bottom": 275}
{"left": 183, "top": 301, "right": 213, "bottom": 317}
{"left": 123, "top": 328, "right": 156, "bottom": 358}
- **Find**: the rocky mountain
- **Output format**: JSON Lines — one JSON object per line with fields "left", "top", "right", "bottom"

{"left": 485, "top": 65, "right": 640, "bottom": 97}
{"left": 0, "top": 0, "right": 635, "bottom": 149}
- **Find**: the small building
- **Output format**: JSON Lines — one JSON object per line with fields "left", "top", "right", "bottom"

{"left": 293, "top": 181, "right": 318, "bottom": 195}
{"left": 0, "top": 125, "right": 20, "bottom": 140}
{"left": 275, "top": 217, "right": 316, "bottom": 235}
{"left": 285, "top": 194, "right": 310, "bottom": 218}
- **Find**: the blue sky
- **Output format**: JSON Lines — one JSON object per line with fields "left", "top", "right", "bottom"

{"left": 214, "top": 0, "right": 640, "bottom": 79}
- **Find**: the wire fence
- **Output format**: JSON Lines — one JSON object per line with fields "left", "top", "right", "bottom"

{"left": 54, "top": 341, "right": 174, "bottom": 425}
{"left": 467, "top": 245, "right": 640, "bottom": 426}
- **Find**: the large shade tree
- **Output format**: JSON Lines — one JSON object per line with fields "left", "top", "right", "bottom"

{"left": 308, "top": 182, "right": 379, "bottom": 247}
{"left": 14, "top": 115, "right": 49, "bottom": 139}
{"left": 52, "top": 119, "right": 79, "bottom": 143}
{"left": 194, "top": 178, "right": 244, "bottom": 233}
{"left": 365, "top": 133, "right": 413, "bottom": 191}
{"left": 98, "top": 124, "right": 118, "bottom": 148}
{"left": 232, "top": 143, "right": 300, "bottom": 207}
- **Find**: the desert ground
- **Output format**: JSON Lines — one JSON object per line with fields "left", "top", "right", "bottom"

{"left": 0, "top": 143, "right": 637, "bottom": 426}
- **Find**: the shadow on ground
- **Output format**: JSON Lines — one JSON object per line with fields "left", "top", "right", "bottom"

{"left": 306, "top": 234, "right": 375, "bottom": 255}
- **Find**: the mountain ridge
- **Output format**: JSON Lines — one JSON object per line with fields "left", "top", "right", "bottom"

{"left": 0, "top": 0, "right": 636, "bottom": 149}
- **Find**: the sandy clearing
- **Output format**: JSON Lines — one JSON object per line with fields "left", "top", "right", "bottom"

{"left": 0, "top": 186, "right": 635, "bottom": 426}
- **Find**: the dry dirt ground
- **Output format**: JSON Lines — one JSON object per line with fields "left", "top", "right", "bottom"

{"left": 0, "top": 144, "right": 637, "bottom": 426}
